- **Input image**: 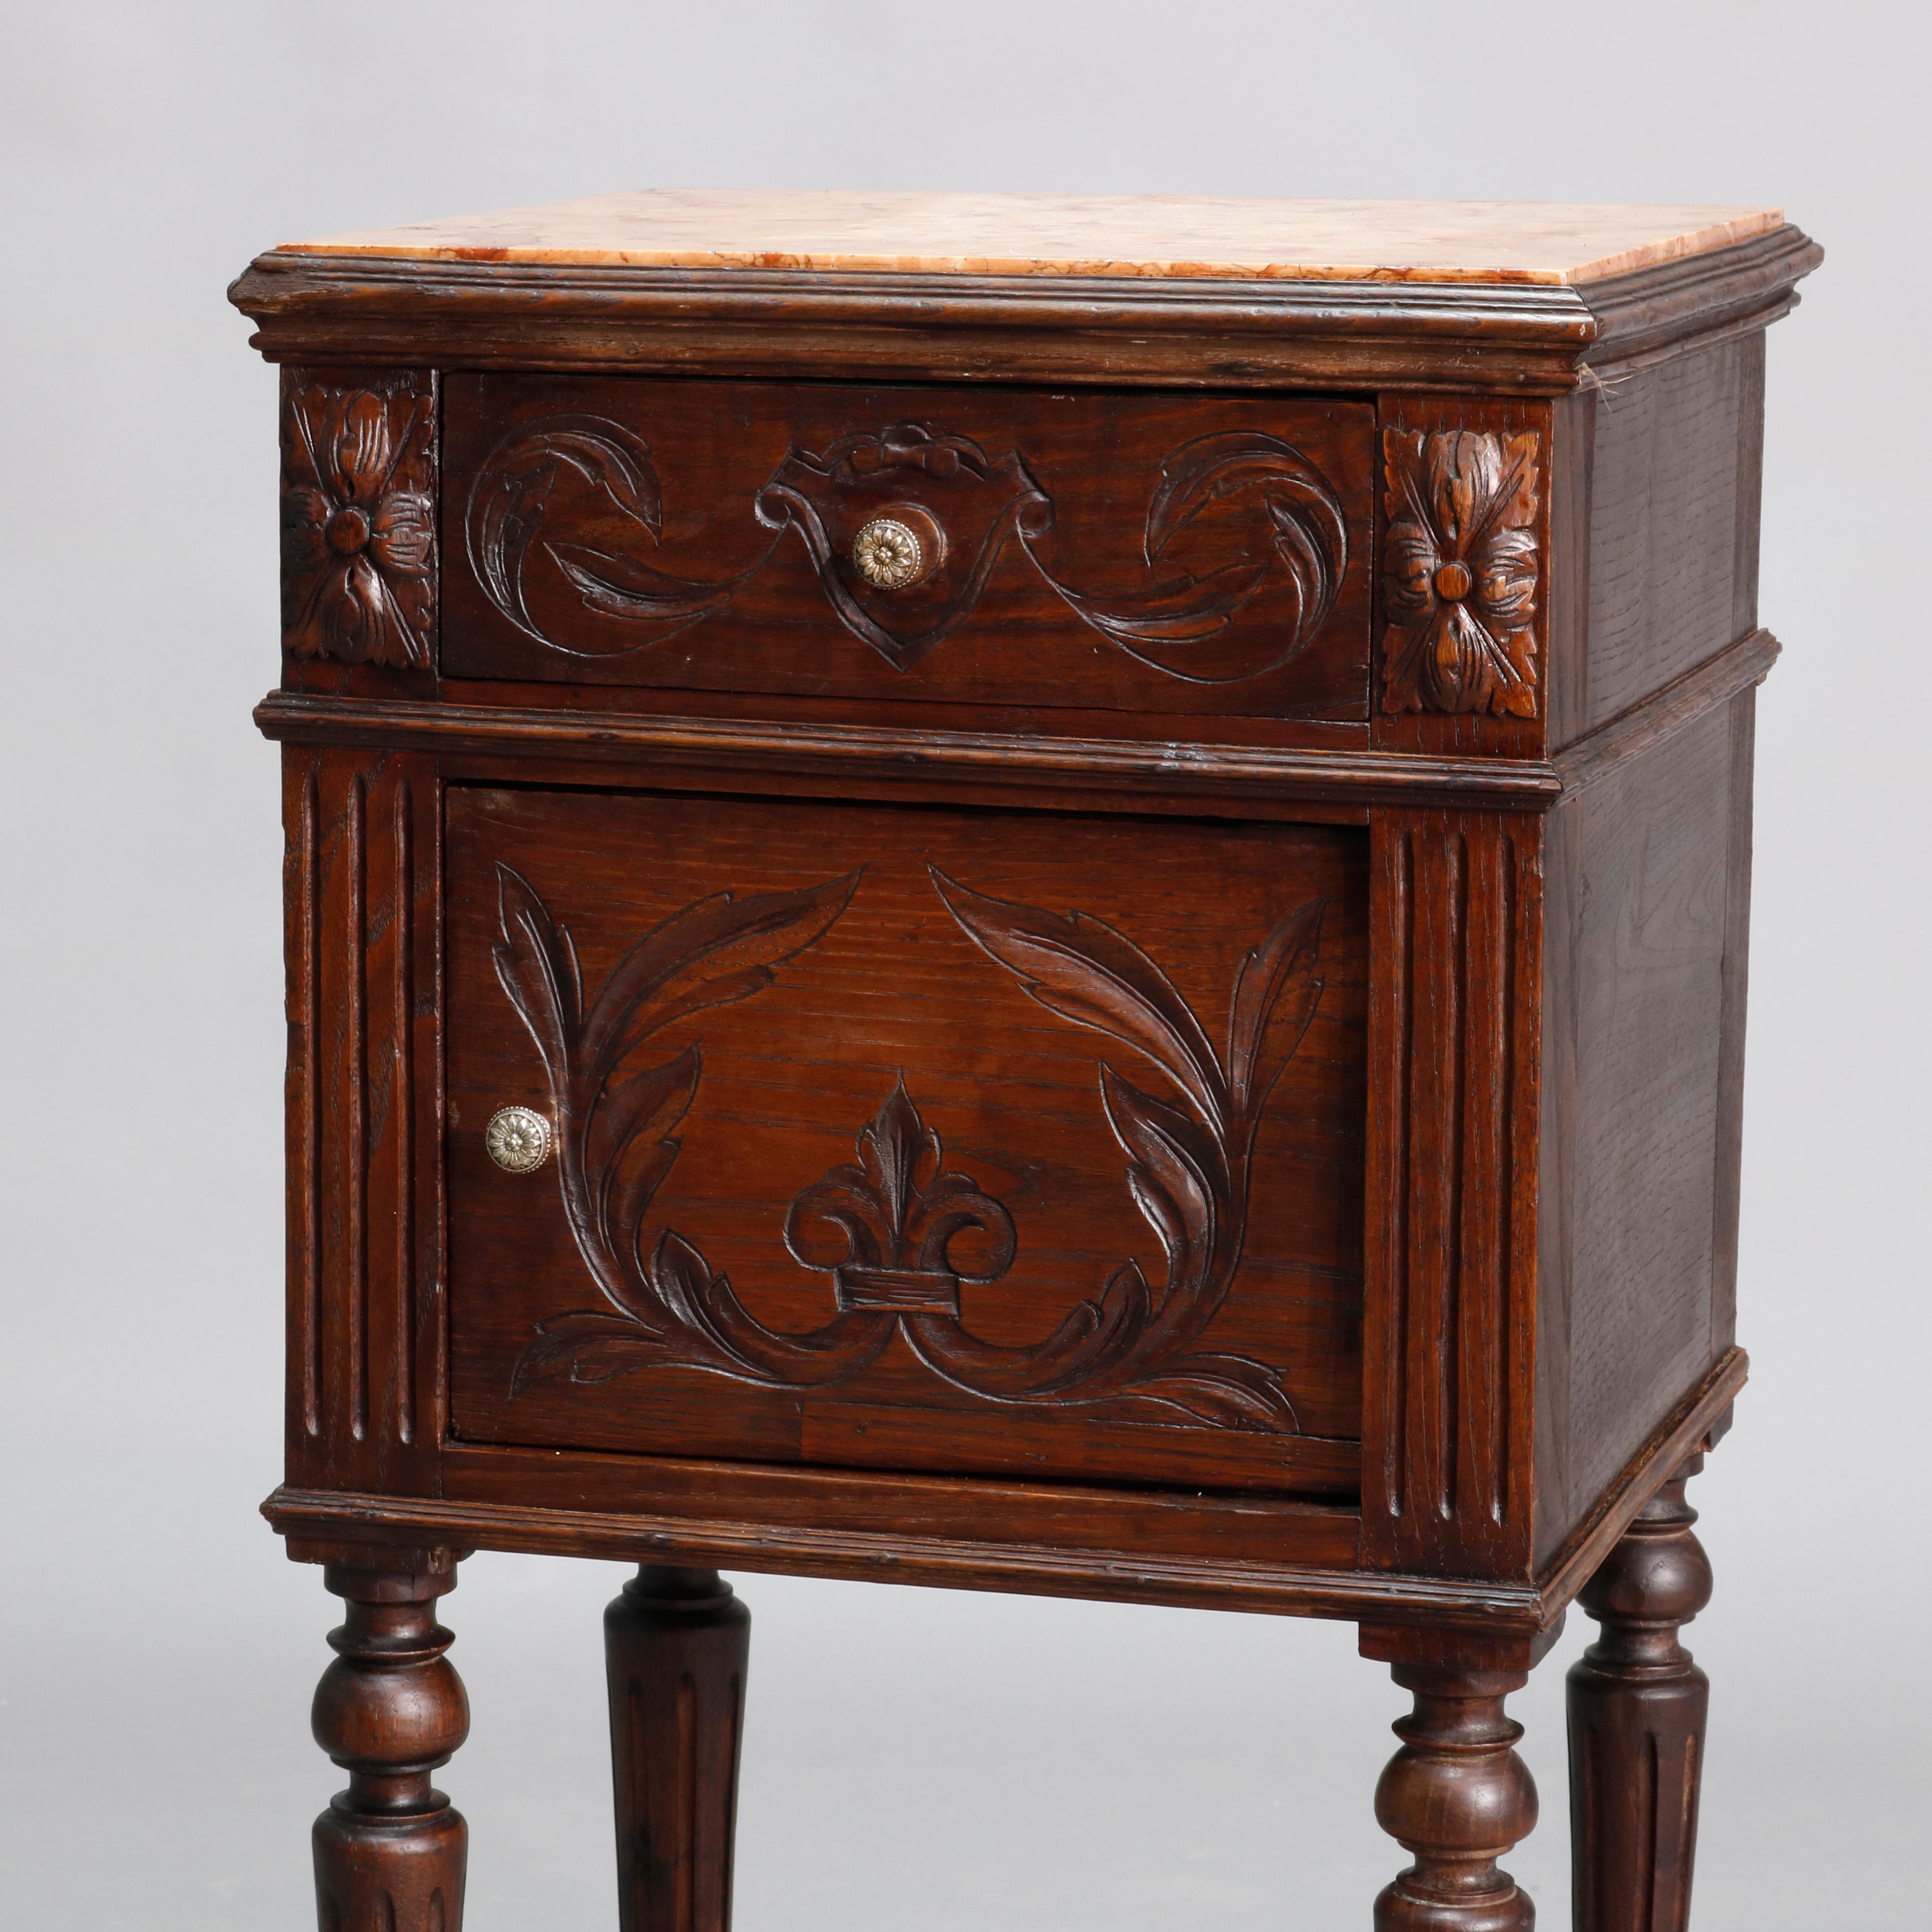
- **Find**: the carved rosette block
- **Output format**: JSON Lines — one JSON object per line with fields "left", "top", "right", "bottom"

{"left": 1567, "top": 1465, "right": 1714, "bottom": 1932}
{"left": 1375, "top": 1666, "right": 1538, "bottom": 1932}
{"left": 605, "top": 1567, "right": 752, "bottom": 1932}
{"left": 283, "top": 369, "right": 438, "bottom": 668}
{"left": 1381, "top": 424, "right": 1541, "bottom": 717}
{"left": 311, "top": 1563, "right": 469, "bottom": 1932}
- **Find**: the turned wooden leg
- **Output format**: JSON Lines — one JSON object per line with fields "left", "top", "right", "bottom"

{"left": 1567, "top": 1460, "right": 1713, "bottom": 1932}
{"left": 310, "top": 1561, "right": 469, "bottom": 1932}
{"left": 605, "top": 1565, "right": 751, "bottom": 1932}
{"left": 1374, "top": 1665, "right": 1539, "bottom": 1932}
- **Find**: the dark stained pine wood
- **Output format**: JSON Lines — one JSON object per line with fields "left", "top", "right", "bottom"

{"left": 605, "top": 1568, "right": 752, "bottom": 1932}
{"left": 230, "top": 194, "right": 1820, "bottom": 1930}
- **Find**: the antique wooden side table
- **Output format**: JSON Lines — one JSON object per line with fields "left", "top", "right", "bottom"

{"left": 230, "top": 192, "right": 1819, "bottom": 1932}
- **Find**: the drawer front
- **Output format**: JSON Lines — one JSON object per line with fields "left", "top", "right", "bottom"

{"left": 441, "top": 375, "right": 1374, "bottom": 721}
{"left": 447, "top": 787, "right": 1368, "bottom": 1495}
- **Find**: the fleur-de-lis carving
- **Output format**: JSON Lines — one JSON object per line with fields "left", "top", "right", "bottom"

{"left": 503, "top": 867, "right": 1328, "bottom": 1434}
{"left": 1381, "top": 427, "right": 1540, "bottom": 717}
{"left": 782, "top": 1077, "right": 1017, "bottom": 1316}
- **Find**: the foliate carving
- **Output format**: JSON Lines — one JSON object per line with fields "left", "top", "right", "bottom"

{"left": 1024, "top": 429, "right": 1349, "bottom": 683}
{"left": 1381, "top": 428, "right": 1540, "bottom": 717}
{"left": 502, "top": 867, "right": 1328, "bottom": 1431}
{"left": 282, "top": 372, "right": 436, "bottom": 668}
{"left": 464, "top": 415, "right": 775, "bottom": 653}
{"left": 492, "top": 861, "right": 866, "bottom": 1393}
{"left": 465, "top": 415, "right": 1348, "bottom": 681}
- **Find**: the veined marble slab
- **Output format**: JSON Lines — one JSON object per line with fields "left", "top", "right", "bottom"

{"left": 279, "top": 190, "right": 1784, "bottom": 287}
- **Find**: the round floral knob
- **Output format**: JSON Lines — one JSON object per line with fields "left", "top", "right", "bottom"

{"left": 485, "top": 1105, "right": 553, "bottom": 1174}
{"left": 850, "top": 516, "right": 925, "bottom": 590}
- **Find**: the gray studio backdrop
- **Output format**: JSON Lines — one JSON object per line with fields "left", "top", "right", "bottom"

{"left": 3, "top": 5, "right": 1926, "bottom": 1928}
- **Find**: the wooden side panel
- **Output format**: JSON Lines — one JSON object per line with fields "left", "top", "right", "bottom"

{"left": 1560, "top": 335, "right": 1766, "bottom": 745}
{"left": 1362, "top": 811, "right": 1543, "bottom": 1576}
{"left": 1543, "top": 388, "right": 1597, "bottom": 750}
{"left": 1709, "top": 689, "right": 1757, "bottom": 1355}
{"left": 283, "top": 746, "right": 443, "bottom": 1492}
{"left": 1534, "top": 700, "right": 1745, "bottom": 1564}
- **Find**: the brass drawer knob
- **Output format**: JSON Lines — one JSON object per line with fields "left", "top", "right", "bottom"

{"left": 850, "top": 516, "right": 925, "bottom": 590}
{"left": 485, "top": 1105, "right": 553, "bottom": 1174}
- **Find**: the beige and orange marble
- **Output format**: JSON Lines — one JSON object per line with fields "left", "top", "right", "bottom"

{"left": 278, "top": 190, "right": 1784, "bottom": 287}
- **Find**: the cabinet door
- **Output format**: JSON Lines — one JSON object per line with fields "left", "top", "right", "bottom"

{"left": 447, "top": 786, "right": 1367, "bottom": 1497}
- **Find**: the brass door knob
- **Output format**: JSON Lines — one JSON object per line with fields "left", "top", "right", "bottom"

{"left": 485, "top": 1105, "right": 553, "bottom": 1173}
{"left": 850, "top": 516, "right": 927, "bottom": 590}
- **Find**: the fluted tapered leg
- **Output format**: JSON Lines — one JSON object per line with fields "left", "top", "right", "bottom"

{"left": 1374, "top": 1664, "right": 1539, "bottom": 1932}
{"left": 310, "top": 1561, "right": 469, "bottom": 1932}
{"left": 1567, "top": 1462, "right": 1713, "bottom": 1932}
{"left": 605, "top": 1566, "right": 751, "bottom": 1932}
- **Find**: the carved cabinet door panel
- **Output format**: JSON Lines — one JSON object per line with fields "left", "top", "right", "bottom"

{"left": 445, "top": 787, "right": 1369, "bottom": 1497}
{"left": 440, "top": 375, "right": 1374, "bottom": 722}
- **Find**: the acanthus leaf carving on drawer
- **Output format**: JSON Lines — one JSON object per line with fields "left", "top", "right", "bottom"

{"left": 1380, "top": 424, "right": 1542, "bottom": 718}
{"left": 464, "top": 413, "right": 778, "bottom": 650}
{"left": 461, "top": 411, "right": 1350, "bottom": 683}
{"left": 281, "top": 369, "right": 437, "bottom": 669}
{"left": 498, "top": 863, "right": 1329, "bottom": 1433}
{"left": 1027, "top": 430, "right": 1349, "bottom": 682}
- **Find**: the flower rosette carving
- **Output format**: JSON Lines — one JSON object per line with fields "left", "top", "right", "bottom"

{"left": 1381, "top": 428, "right": 1540, "bottom": 717}
{"left": 282, "top": 377, "right": 436, "bottom": 668}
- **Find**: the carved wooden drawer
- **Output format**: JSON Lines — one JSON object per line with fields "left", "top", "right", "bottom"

{"left": 447, "top": 784, "right": 1367, "bottom": 1496}
{"left": 440, "top": 375, "right": 1374, "bottom": 721}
